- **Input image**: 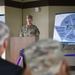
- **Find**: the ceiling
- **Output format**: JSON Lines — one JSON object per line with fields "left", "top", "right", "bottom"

{"left": 12, "top": 0, "right": 39, "bottom": 2}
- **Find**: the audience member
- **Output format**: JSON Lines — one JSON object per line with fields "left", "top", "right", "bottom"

{"left": 0, "top": 21, "right": 24, "bottom": 75}
{"left": 24, "top": 39, "right": 70, "bottom": 75}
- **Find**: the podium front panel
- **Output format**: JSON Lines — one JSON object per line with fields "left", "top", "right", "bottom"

{"left": 10, "top": 37, "right": 35, "bottom": 65}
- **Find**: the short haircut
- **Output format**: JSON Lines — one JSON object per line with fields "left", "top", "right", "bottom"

{"left": 24, "top": 39, "right": 64, "bottom": 74}
{"left": 26, "top": 15, "right": 33, "bottom": 19}
{"left": 0, "top": 21, "right": 9, "bottom": 45}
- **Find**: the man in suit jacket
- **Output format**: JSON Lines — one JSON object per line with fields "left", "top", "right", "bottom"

{"left": 0, "top": 21, "right": 24, "bottom": 75}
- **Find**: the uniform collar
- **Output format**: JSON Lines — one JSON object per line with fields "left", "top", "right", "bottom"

{"left": 26, "top": 24, "right": 32, "bottom": 27}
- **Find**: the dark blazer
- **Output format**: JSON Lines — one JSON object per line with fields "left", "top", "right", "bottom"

{"left": 0, "top": 58, "right": 24, "bottom": 75}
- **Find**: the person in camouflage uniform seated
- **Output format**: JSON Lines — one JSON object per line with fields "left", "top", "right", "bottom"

{"left": 24, "top": 39, "right": 70, "bottom": 75}
{"left": 20, "top": 15, "right": 40, "bottom": 41}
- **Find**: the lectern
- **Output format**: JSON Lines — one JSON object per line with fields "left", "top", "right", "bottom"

{"left": 10, "top": 37, "right": 35, "bottom": 65}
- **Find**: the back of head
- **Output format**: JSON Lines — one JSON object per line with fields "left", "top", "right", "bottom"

{"left": 24, "top": 39, "right": 69, "bottom": 75}
{"left": 0, "top": 21, "right": 9, "bottom": 45}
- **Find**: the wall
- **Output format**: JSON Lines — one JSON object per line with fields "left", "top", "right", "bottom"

{"left": 49, "top": 6, "right": 75, "bottom": 66}
{"left": 12, "top": 0, "right": 22, "bottom": 2}
{"left": 12, "top": 0, "right": 38, "bottom": 2}
{"left": 0, "top": 6, "right": 5, "bottom": 14}
{"left": 23, "top": 6, "right": 49, "bottom": 39}
{"left": 5, "top": 6, "right": 22, "bottom": 60}
{"left": 23, "top": 0, "right": 38, "bottom": 2}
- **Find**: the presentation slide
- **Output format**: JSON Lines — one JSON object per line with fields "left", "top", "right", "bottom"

{"left": 53, "top": 12, "right": 75, "bottom": 45}
{"left": 0, "top": 14, "right": 5, "bottom": 22}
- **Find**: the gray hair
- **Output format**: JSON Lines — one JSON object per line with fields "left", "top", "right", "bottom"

{"left": 24, "top": 39, "right": 64, "bottom": 75}
{"left": 0, "top": 21, "right": 9, "bottom": 45}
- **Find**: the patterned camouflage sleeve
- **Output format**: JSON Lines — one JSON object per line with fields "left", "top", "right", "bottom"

{"left": 20, "top": 26, "right": 23, "bottom": 37}
{"left": 35, "top": 26, "right": 40, "bottom": 41}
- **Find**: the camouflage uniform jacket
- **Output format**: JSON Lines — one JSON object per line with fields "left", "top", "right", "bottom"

{"left": 20, "top": 24, "right": 40, "bottom": 40}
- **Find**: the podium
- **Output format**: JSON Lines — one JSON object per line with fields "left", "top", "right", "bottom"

{"left": 10, "top": 37, "right": 35, "bottom": 66}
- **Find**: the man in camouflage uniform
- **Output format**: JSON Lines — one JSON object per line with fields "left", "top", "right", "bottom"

{"left": 20, "top": 15, "right": 40, "bottom": 41}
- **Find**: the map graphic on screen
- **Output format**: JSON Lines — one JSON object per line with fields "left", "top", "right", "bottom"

{"left": 53, "top": 12, "right": 75, "bottom": 45}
